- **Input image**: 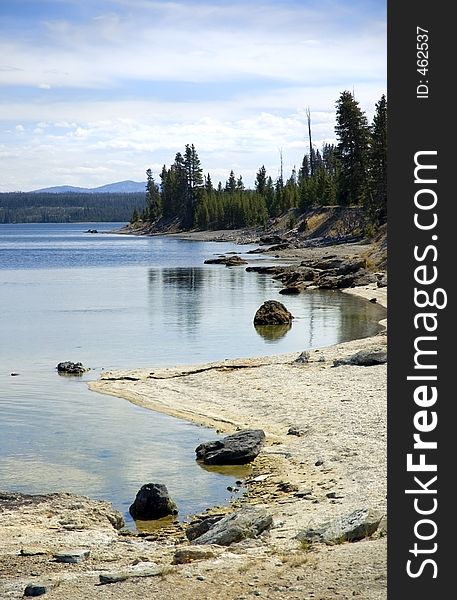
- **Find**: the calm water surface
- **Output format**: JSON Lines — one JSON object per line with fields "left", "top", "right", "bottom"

{"left": 0, "top": 223, "right": 386, "bottom": 526}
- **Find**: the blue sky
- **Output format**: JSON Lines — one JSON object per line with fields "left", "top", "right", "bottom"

{"left": 0, "top": 0, "right": 386, "bottom": 191}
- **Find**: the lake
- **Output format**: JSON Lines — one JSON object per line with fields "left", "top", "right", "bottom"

{"left": 0, "top": 223, "right": 386, "bottom": 526}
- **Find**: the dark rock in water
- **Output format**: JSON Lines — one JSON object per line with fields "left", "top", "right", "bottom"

{"left": 85, "top": 229, "right": 98, "bottom": 234}
{"left": 191, "top": 507, "right": 273, "bottom": 546}
{"left": 129, "top": 483, "right": 178, "bottom": 520}
{"left": 204, "top": 255, "right": 247, "bottom": 266}
{"left": 10, "top": 372, "right": 20, "bottom": 376}
{"left": 295, "top": 508, "right": 383, "bottom": 545}
{"left": 56, "top": 361, "right": 88, "bottom": 375}
{"left": 333, "top": 348, "right": 387, "bottom": 367}
{"left": 196, "top": 429, "right": 265, "bottom": 465}
{"left": 186, "top": 516, "right": 224, "bottom": 541}
{"left": 253, "top": 300, "right": 293, "bottom": 325}
{"left": 279, "top": 286, "right": 300, "bottom": 295}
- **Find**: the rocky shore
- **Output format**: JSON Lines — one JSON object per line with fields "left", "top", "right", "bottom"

{"left": 0, "top": 234, "right": 388, "bottom": 600}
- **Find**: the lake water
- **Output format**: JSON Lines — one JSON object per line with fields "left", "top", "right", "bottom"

{"left": 0, "top": 223, "right": 386, "bottom": 527}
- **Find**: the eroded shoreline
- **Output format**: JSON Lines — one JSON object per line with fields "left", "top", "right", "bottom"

{"left": 1, "top": 283, "right": 387, "bottom": 599}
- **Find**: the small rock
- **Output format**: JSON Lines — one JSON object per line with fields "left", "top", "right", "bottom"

{"left": 24, "top": 579, "right": 60, "bottom": 596}
{"left": 369, "top": 297, "right": 377, "bottom": 303}
{"left": 129, "top": 483, "right": 178, "bottom": 520}
{"left": 10, "top": 372, "right": 20, "bottom": 376}
{"left": 287, "top": 427, "right": 304, "bottom": 437}
{"left": 279, "top": 286, "right": 300, "bottom": 295}
{"left": 277, "top": 482, "right": 299, "bottom": 493}
{"left": 294, "top": 351, "right": 310, "bottom": 364}
{"left": 315, "top": 459, "right": 324, "bottom": 467}
{"left": 99, "top": 572, "right": 130, "bottom": 584}
{"left": 196, "top": 575, "right": 206, "bottom": 581}
{"left": 53, "top": 549, "right": 90, "bottom": 564}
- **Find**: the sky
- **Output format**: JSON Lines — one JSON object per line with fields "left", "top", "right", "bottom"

{"left": 0, "top": 0, "right": 386, "bottom": 192}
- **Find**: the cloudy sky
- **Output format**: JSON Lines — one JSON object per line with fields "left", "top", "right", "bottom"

{"left": 0, "top": 0, "right": 386, "bottom": 192}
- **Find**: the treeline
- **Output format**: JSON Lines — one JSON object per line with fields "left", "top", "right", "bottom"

{"left": 135, "top": 90, "right": 387, "bottom": 231}
{"left": 0, "top": 192, "right": 146, "bottom": 223}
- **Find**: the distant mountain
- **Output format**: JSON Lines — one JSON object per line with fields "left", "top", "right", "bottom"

{"left": 32, "top": 180, "right": 146, "bottom": 194}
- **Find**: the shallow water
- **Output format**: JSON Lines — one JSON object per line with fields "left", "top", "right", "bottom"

{"left": 0, "top": 223, "right": 386, "bottom": 525}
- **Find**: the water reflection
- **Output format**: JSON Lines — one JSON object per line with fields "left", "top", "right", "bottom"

{"left": 254, "top": 323, "right": 292, "bottom": 342}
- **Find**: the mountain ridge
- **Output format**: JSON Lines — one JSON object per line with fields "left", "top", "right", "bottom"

{"left": 31, "top": 180, "right": 146, "bottom": 194}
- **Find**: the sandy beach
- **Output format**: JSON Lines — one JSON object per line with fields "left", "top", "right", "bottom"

{"left": 0, "top": 273, "right": 387, "bottom": 600}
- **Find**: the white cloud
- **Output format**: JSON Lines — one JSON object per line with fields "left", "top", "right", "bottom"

{"left": 0, "top": 1, "right": 386, "bottom": 191}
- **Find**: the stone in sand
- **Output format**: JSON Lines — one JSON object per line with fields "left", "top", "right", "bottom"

{"left": 129, "top": 483, "right": 178, "bottom": 520}
{"left": 253, "top": 300, "right": 293, "bottom": 325}
{"left": 333, "top": 348, "right": 387, "bottom": 367}
{"left": 191, "top": 507, "right": 272, "bottom": 546}
{"left": 296, "top": 507, "right": 384, "bottom": 545}
{"left": 195, "top": 429, "right": 265, "bottom": 465}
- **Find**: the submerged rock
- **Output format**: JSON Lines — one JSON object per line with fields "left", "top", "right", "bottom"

{"left": 253, "top": 300, "right": 293, "bottom": 325}
{"left": 204, "top": 255, "right": 247, "bottom": 266}
{"left": 56, "top": 361, "right": 88, "bottom": 375}
{"left": 129, "top": 483, "right": 178, "bottom": 520}
{"left": 191, "top": 507, "right": 273, "bottom": 546}
{"left": 195, "top": 429, "right": 265, "bottom": 465}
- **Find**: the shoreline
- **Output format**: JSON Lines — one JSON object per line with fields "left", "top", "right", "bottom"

{"left": 1, "top": 262, "right": 388, "bottom": 599}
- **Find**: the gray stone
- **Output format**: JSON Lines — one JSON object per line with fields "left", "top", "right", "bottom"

{"left": 279, "top": 286, "right": 300, "bottom": 295}
{"left": 296, "top": 508, "right": 384, "bottom": 545}
{"left": 253, "top": 301, "right": 293, "bottom": 325}
{"left": 129, "top": 483, "right": 178, "bottom": 520}
{"left": 192, "top": 507, "right": 272, "bottom": 546}
{"left": 333, "top": 348, "right": 387, "bottom": 367}
{"left": 53, "top": 549, "right": 90, "bottom": 564}
{"left": 195, "top": 429, "right": 265, "bottom": 465}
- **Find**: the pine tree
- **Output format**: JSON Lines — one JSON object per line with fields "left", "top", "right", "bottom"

{"left": 225, "top": 170, "right": 237, "bottom": 193}
{"left": 145, "top": 168, "right": 162, "bottom": 221}
{"left": 335, "top": 91, "right": 370, "bottom": 205}
{"left": 368, "top": 94, "right": 387, "bottom": 224}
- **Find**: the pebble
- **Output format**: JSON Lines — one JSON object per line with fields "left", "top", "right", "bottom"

{"left": 196, "top": 575, "right": 206, "bottom": 581}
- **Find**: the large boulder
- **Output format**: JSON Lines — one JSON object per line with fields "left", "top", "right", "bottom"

{"left": 195, "top": 429, "right": 265, "bottom": 465}
{"left": 129, "top": 483, "right": 178, "bottom": 520}
{"left": 253, "top": 300, "right": 293, "bottom": 325}
{"left": 296, "top": 508, "right": 384, "bottom": 545}
{"left": 191, "top": 507, "right": 273, "bottom": 546}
